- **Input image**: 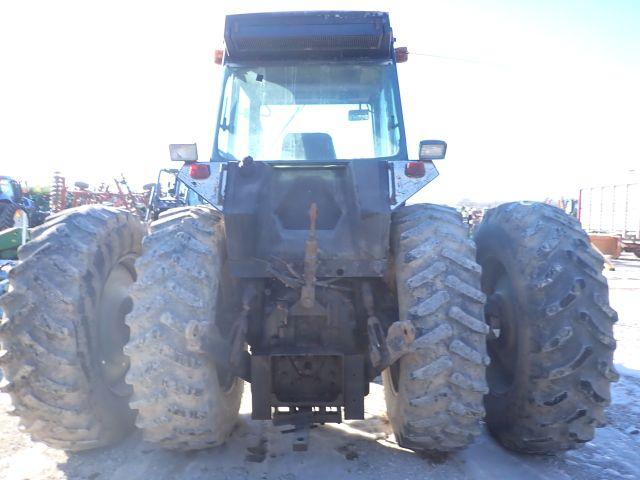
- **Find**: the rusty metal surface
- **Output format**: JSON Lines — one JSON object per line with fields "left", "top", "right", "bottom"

{"left": 590, "top": 234, "right": 623, "bottom": 258}
{"left": 300, "top": 203, "right": 319, "bottom": 309}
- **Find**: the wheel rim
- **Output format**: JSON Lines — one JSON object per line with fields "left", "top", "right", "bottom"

{"left": 388, "top": 361, "right": 401, "bottom": 394}
{"left": 482, "top": 258, "right": 518, "bottom": 395}
{"left": 98, "top": 257, "right": 135, "bottom": 397}
{"left": 216, "top": 360, "right": 236, "bottom": 394}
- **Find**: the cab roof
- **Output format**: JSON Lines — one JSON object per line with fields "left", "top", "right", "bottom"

{"left": 224, "top": 11, "right": 394, "bottom": 62}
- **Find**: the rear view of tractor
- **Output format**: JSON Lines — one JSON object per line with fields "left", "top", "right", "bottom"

{"left": 0, "top": 11, "right": 617, "bottom": 456}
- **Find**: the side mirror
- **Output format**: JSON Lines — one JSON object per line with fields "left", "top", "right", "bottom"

{"left": 348, "top": 109, "right": 370, "bottom": 121}
{"left": 419, "top": 140, "right": 447, "bottom": 161}
{"left": 169, "top": 143, "right": 198, "bottom": 162}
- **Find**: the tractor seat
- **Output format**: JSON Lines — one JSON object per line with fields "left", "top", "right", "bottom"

{"left": 282, "top": 132, "right": 336, "bottom": 161}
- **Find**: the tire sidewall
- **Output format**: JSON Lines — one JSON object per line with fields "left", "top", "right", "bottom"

{"left": 85, "top": 252, "right": 139, "bottom": 432}
{"left": 474, "top": 222, "right": 533, "bottom": 437}
{"left": 125, "top": 206, "right": 243, "bottom": 449}
{"left": 76, "top": 211, "right": 144, "bottom": 440}
{"left": 475, "top": 202, "right": 617, "bottom": 453}
{"left": 1, "top": 206, "right": 145, "bottom": 450}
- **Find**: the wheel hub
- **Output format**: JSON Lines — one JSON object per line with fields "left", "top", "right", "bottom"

{"left": 98, "top": 258, "right": 136, "bottom": 397}
{"left": 485, "top": 293, "right": 504, "bottom": 340}
{"left": 484, "top": 271, "right": 519, "bottom": 395}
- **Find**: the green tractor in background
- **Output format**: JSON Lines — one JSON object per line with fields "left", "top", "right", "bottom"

{"left": 0, "top": 176, "right": 39, "bottom": 260}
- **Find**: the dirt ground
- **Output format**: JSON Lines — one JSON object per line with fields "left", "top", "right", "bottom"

{"left": 1, "top": 254, "right": 639, "bottom": 480}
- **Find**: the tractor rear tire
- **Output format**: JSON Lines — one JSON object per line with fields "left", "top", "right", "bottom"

{"left": 0, "top": 202, "right": 18, "bottom": 231}
{"left": 475, "top": 202, "right": 618, "bottom": 454}
{"left": 0, "top": 206, "right": 144, "bottom": 450}
{"left": 383, "top": 204, "right": 489, "bottom": 453}
{"left": 124, "top": 206, "right": 243, "bottom": 450}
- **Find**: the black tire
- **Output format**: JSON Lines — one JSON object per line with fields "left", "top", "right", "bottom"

{"left": 383, "top": 204, "right": 489, "bottom": 453}
{"left": 475, "top": 202, "right": 618, "bottom": 454}
{"left": 0, "top": 206, "right": 144, "bottom": 450}
{"left": 124, "top": 206, "right": 243, "bottom": 450}
{"left": 0, "top": 202, "right": 18, "bottom": 231}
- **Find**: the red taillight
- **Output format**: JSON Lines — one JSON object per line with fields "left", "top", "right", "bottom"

{"left": 189, "top": 164, "right": 210, "bottom": 179}
{"left": 404, "top": 161, "right": 425, "bottom": 178}
{"left": 395, "top": 47, "right": 409, "bottom": 63}
{"left": 214, "top": 49, "right": 224, "bottom": 65}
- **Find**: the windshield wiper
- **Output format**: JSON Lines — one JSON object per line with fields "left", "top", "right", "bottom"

{"left": 277, "top": 105, "right": 304, "bottom": 137}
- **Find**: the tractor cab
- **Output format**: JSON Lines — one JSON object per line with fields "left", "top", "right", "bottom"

{"left": 0, "top": 176, "right": 23, "bottom": 203}
{"left": 173, "top": 11, "right": 445, "bottom": 278}
{"left": 213, "top": 52, "right": 407, "bottom": 163}
{"left": 174, "top": 12, "right": 445, "bottom": 211}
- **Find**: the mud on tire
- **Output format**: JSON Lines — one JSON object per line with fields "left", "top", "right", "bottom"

{"left": 124, "top": 206, "right": 243, "bottom": 450}
{"left": 475, "top": 202, "right": 618, "bottom": 454}
{"left": 0, "top": 206, "right": 144, "bottom": 450}
{"left": 383, "top": 204, "right": 489, "bottom": 453}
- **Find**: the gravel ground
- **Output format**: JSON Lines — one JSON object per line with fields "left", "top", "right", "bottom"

{"left": 1, "top": 254, "right": 639, "bottom": 480}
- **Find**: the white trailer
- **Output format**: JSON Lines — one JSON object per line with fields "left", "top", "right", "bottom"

{"left": 579, "top": 182, "right": 640, "bottom": 256}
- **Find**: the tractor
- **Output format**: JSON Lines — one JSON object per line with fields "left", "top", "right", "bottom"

{"left": 0, "top": 11, "right": 617, "bottom": 455}
{"left": 0, "top": 176, "right": 33, "bottom": 232}
{"left": 143, "top": 168, "right": 204, "bottom": 221}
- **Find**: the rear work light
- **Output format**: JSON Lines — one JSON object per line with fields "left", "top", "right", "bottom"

{"left": 404, "top": 161, "right": 426, "bottom": 178}
{"left": 419, "top": 140, "right": 447, "bottom": 161}
{"left": 169, "top": 143, "right": 198, "bottom": 162}
{"left": 189, "top": 164, "right": 210, "bottom": 179}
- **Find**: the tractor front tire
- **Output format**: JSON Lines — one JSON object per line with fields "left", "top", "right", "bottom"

{"left": 383, "top": 204, "right": 489, "bottom": 453}
{"left": 0, "top": 206, "right": 144, "bottom": 450}
{"left": 475, "top": 202, "right": 618, "bottom": 454}
{"left": 124, "top": 206, "right": 243, "bottom": 450}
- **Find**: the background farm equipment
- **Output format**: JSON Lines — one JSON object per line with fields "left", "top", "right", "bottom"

{"left": 144, "top": 168, "right": 190, "bottom": 221}
{"left": 0, "top": 225, "right": 28, "bottom": 260}
{"left": 0, "top": 176, "right": 48, "bottom": 231}
{"left": 50, "top": 173, "right": 149, "bottom": 217}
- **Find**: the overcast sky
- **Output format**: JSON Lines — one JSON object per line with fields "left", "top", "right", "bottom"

{"left": 1, "top": 0, "right": 638, "bottom": 204}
